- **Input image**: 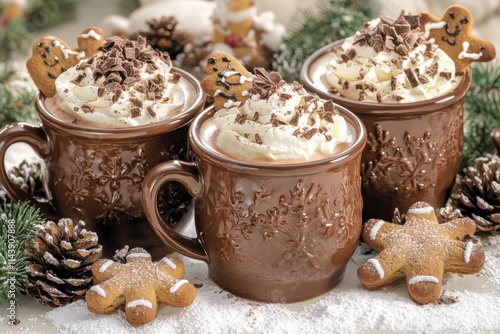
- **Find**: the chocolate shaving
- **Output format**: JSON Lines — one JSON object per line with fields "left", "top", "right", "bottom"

{"left": 254, "top": 133, "right": 263, "bottom": 145}
{"left": 302, "top": 128, "right": 318, "bottom": 140}
{"left": 147, "top": 106, "right": 156, "bottom": 117}
{"left": 82, "top": 36, "right": 174, "bottom": 103}
{"left": 248, "top": 67, "right": 287, "bottom": 100}
{"left": 439, "top": 71, "right": 452, "bottom": 80}
{"left": 235, "top": 113, "right": 247, "bottom": 124}
{"left": 131, "top": 107, "right": 141, "bottom": 118}
{"left": 352, "top": 11, "right": 424, "bottom": 57}
{"left": 404, "top": 69, "right": 419, "bottom": 88}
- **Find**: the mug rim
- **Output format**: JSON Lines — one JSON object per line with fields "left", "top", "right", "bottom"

{"left": 189, "top": 103, "right": 367, "bottom": 172}
{"left": 300, "top": 40, "right": 471, "bottom": 116}
{"left": 35, "top": 67, "right": 206, "bottom": 140}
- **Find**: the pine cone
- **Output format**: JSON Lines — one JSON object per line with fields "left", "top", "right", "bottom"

{"left": 451, "top": 154, "right": 500, "bottom": 232}
{"left": 25, "top": 218, "right": 102, "bottom": 307}
{"left": 0, "top": 160, "right": 44, "bottom": 202}
{"left": 132, "top": 16, "right": 193, "bottom": 59}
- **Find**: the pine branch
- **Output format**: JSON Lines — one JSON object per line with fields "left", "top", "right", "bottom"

{"left": 275, "top": 0, "right": 376, "bottom": 81}
{"left": 0, "top": 83, "right": 39, "bottom": 127}
{"left": 0, "top": 201, "right": 44, "bottom": 306}
{"left": 462, "top": 64, "right": 500, "bottom": 170}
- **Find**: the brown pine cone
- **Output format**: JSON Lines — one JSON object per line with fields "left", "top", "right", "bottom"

{"left": 131, "top": 16, "right": 193, "bottom": 59}
{"left": 25, "top": 219, "right": 102, "bottom": 307}
{"left": 451, "top": 154, "right": 500, "bottom": 232}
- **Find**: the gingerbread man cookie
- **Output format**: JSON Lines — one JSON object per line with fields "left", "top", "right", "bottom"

{"left": 26, "top": 27, "right": 105, "bottom": 98}
{"left": 85, "top": 247, "right": 196, "bottom": 326}
{"left": 357, "top": 201, "right": 485, "bottom": 304}
{"left": 420, "top": 5, "right": 496, "bottom": 74}
{"left": 200, "top": 52, "right": 254, "bottom": 111}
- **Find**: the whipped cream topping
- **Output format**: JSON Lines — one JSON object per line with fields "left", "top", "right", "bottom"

{"left": 54, "top": 36, "right": 184, "bottom": 127}
{"left": 323, "top": 12, "right": 460, "bottom": 103}
{"left": 213, "top": 69, "right": 350, "bottom": 161}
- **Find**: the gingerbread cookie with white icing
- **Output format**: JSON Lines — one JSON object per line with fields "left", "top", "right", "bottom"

{"left": 357, "top": 201, "right": 485, "bottom": 304}
{"left": 420, "top": 5, "right": 496, "bottom": 74}
{"left": 26, "top": 27, "right": 105, "bottom": 97}
{"left": 200, "top": 52, "right": 254, "bottom": 111}
{"left": 85, "top": 247, "right": 196, "bottom": 326}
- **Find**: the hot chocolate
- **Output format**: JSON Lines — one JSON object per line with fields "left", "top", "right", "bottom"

{"left": 203, "top": 67, "right": 354, "bottom": 164}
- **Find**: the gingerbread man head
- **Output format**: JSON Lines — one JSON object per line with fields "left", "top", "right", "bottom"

{"left": 26, "top": 27, "right": 105, "bottom": 97}
{"left": 420, "top": 5, "right": 496, "bottom": 74}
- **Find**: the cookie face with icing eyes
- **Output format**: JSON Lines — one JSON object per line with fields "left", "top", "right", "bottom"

{"left": 420, "top": 4, "right": 496, "bottom": 74}
{"left": 200, "top": 52, "right": 254, "bottom": 111}
{"left": 26, "top": 27, "right": 104, "bottom": 98}
{"left": 440, "top": 8, "right": 471, "bottom": 46}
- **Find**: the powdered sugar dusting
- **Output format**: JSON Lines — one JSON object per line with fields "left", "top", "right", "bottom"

{"left": 45, "top": 234, "right": 500, "bottom": 334}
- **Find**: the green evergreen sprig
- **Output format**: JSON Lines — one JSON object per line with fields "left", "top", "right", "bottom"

{"left": 275, "top": 0, "right": 376, "bottom": 81}
{"left": 0, "top": 82, "right": 39, "bottom": 128}
{"left": 0, "top": 201, "right": 44, "bottom": 306}
{"left": 463, "top": 64, "right": 500, "bottom": 169}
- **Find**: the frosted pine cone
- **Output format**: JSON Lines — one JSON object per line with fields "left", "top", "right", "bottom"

{"left": 25, "top": 219, "right": 102, "bottom": 307}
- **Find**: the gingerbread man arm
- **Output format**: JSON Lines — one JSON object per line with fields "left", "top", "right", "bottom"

{"left": 444, "top": 238, "right": 485, "bottom": 274}
{"left": 357, "top": 247, "right": 407, "bottom": 290}
{"left": 404, "top": 262, "right": 444, "bottom": 305}
{"left": 156, "top": 273, "right": 197, "bottom": 307}
{"left": 91, "top": 259, "right": 120, "bottom": 283}
{"left": 157, "top": 256, "right": 186, "bottom": 279}
{"left": 86, "top": 275, "right": 127, "bottom": 314}
{"left": 361, "top": 218, "right": 400, "bottom": 251}
{"left": 124, "top": 286, "right": 158, "bottom": 326}
{"left": 441, "top": 217, "right": 477, "bottom": 238}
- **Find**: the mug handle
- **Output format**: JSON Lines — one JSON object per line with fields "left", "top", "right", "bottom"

{"left": 0, "top": 123, "right": 55, "bottom": 215}
{"left": 142, "top": 160, "right": 209, "bottom": 262}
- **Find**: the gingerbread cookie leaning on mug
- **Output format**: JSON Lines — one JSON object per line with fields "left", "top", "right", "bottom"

{"left": 200, "top": 52, "right": 254, "bottom": 111}
{"left": 26, "top": 27, "right": 105, "bottom": 97}
{"left": 420, "top": 4, "right": 496, "bottom": 74}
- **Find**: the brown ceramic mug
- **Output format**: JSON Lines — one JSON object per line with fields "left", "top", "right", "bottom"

{"left": 142, "top": 105, "right": 367, "bottom": 303}
{"left": 0, "top": 68, "right": 205, "bottom": 259}
{"left": 300, "top": 41, "right": 471, "bottom": 221}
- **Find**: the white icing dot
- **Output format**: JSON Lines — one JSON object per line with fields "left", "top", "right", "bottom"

{"left": 99, "top": 259, "right": 114, "bottom": 273}
{"left": 214, "top": 89, "right": 222, "bottom": 96}
{"left": 90, "top": 285, "right": 106, "bottom": 298}
{"left": 407, "top": 205, "right": 434, "bottom": 215}
{"left": 127, "top": 299, "right": 153, "bottom": 309}
{"left": 170, "top": 279, "right": 188, "bottom": 293}
{"left": 408, "top": 275, "right": 439, "bottom": 285}
{"left": 464, "top": 241, "right": 475, "bottom": 263}
{"left": 161, "top": 257, "right": 177, "bottom": 270}
{"left": 241, "top": 90, "right": 249, "bottom": 96}
{"left": 367, "top": 258, "right": 384, "bottom": 279}
{"left": 369, "top": 220, "right": 385, "bottom": 241}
